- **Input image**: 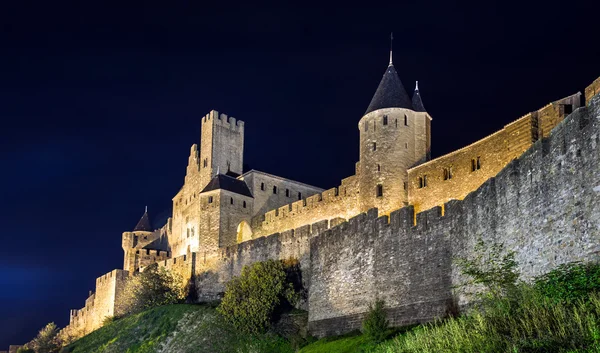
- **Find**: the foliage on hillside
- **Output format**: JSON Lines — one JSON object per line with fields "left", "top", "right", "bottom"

{"left": 119, "top": 263, "right": 186, "bottom": 317}
{"left": 62, "top": 304, "right": 294, "bottom": 353}
{"left": 218, "top": 259, "right": 302, "bottom": 334}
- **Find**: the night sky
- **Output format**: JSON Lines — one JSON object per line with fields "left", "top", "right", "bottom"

{"left": 1, "top": 1, "right": 599, "bottom": 348}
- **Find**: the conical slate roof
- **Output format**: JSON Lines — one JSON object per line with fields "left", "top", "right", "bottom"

{"left": 365, "top": 64, "right": 412, "bottom": 115}
{"left": 411, "top": 81, "right": 426, "bottom": 112}
{"left": 133, "top": 209, "right": 153, "bottom": 232}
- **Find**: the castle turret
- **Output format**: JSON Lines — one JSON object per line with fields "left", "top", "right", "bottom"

{"left": 357, "top": 45, "right": 432, "bottom": 215}
{"left": 411, "top": 81, "right": 426, "bottom": 112}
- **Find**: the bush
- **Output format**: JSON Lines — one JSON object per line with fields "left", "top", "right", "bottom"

{"left": 454, "top": 238, "right": 519, "bottom": 300}
{"left": 362, "top": 299, "right": 389, "bottom": 343}
{"left": 534, "top": 262, "right": 600, "bottom": 303}
{"left": 218, "top": 259, "right": 300, "bottom": 334}
{"left": 16, "top": 347, "right": 35, "bottom": 353}
{"left": 119, "top": 263, "right": 185, "bottom": 317}
{"left": 29, "top": 322, "right": 60, "bottom": 353}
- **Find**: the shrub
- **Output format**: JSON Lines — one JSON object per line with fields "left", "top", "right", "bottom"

{"left": 534, "top": 261, "right": 600, "bottom": 303}
{"left": 119, "top": 263, "right": 185, "bottom": 317}
{"left": 217, "top": 259, "right": 300, "bottom": 334}
{"left": 29, "top": 322, "right": 59, "bottom": 353}
{"left": 16, "top": 347, "right": 35, "bottom": 353}
{"left": 454, "top": 238, "right": 519, "bottom": 300}
{"left": 362, "top": 299, "right": 389, "bottom": 343}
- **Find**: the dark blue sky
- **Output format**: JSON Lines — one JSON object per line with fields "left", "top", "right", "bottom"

{"left": 1, "top": 0, "right": 599, "bottom": 348}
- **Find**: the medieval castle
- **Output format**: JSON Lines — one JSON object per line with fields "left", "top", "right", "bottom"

{"left": 42, "top": 49, "right": 600, "bottom": 343}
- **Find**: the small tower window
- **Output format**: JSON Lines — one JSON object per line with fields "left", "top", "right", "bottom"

{"left": 405, "top": 142, "right": 408, "bottom": 149}
{"left": 298, "top": 192, "right": 302, "bottom": 200}
{"left": 377, "top": 164, "right": 381, "bottom": 172}
{"left": 230, "top": 197, "right": 234, "bottom": 205}
{"left": 285, "top": 189, "right": 290, "bottom": 197}
{"left": 203, "top": 158, "right": 208, "bottom": 168}
{"left": 395, "top": 118, "right": 398, "bottom": 127}
{"left": 404, "top": 115, "right": 408, "bottom": 126}
{"left": 372, "top": 142, "right": 377, "bottom": 151}
{"left": 443, "top": 168, "right": 453, "bottom": 180}
{"left": 383, "top": 115, "right": 388, "bottom": 125}
{"left": 471, "top": 157, "right": 481, "bottom": 171}
{"left": 243, "top": 201, "right": 247, "bottom": 208}
{"left": 208, "top": 196, "right": 213, "bottom": 203}
{"left": 376, "top": 184, "right": 383, "bottom": 197}
{"left": 365, "top": 122, "right": 368, "bottom": 132}
{"left": 423, "top": 175, "right": 428, "bottom": 187}
{"left": 273, "top": 186, "right": 277, "bottom": 194}
{"left": 260, "top": 182, "right": 265, "bottom": 191}
{"left": 403, "top": 182, "right": 408, "bottom": 190}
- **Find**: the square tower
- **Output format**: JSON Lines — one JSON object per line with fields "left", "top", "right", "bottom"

{"left": 199, "top": 110, "right": 245, "bottom": 189}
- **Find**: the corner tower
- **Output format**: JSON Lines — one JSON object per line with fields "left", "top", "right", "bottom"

{"left": 358, "top": 49, "right": 431, "bottom": 215}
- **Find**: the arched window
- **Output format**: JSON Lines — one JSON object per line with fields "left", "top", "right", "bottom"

{"left": 418, "top": 177, "right": 424, "bottom": 189}
{"left": 383, "top": 115, "right": 388, "bottom": 125}
{"left": 404, "top": 115, "right": 408, "bottom": 126}
{"left": 230, "top": 197, "right": 234, "bottom": 205}
{"left": 285, "top": 189, "right": 290, "bottom": 197}
{"left": 243, "top": 201, "right": 247, "bottom": 208}
{"left": 377, "top": 164, "right": 381, "bottom": 172}
{"left": 208, "top": 196, "right": 213, "bottom": 203}
{"left": 273, "top": 186, "right": 277, "bottom": 194}
{"left": 236, "top": 221, "right": 253, "bottom": 243}
{"left": 260, "top": 182, "right": 265, "bottom": 191}
{"left": 376, "top": 184, "right": 383, "bottom": 197}
{"left": 298, "top": 192, "right": 302, "bottom": 200}
{"left": 372, "top": 142, "right": 377, "bottom": 151}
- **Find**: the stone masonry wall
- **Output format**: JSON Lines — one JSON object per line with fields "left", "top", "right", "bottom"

{"left": 61, "top": 269, "right": 129, "bottom": 339}
{"left": 407, "top": 93, "right": 581, "bottom": 214}
{"left": 250, "top": 175, "right": 360, "bottom": 239}
{"left": 308, "top": 93, "right": 600, "bottom": 337}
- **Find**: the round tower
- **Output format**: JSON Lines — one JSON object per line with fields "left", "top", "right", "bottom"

{"left": 358, "top": 49, "right": 431, "bottom": 215}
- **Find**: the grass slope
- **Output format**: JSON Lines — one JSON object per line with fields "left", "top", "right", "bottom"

{"left": 63, "top": 304, "right": 293, "bottom": 353}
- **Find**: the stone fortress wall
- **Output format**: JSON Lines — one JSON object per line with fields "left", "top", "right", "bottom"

{"left": 60, "top": 269, "right": 128, "bottom": 339}
{"left": 55, "top": 76, "right": 600, "bottom": 344}
{"left": 309, "top": 92, "right": 600, "bottom": 335}
{"left": 408, "top": 93, "right": 582, "bottom": 214}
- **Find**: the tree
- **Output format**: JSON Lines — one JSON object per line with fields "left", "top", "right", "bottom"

{"left": 217, "top": 259, "right": 300, "bottom": 334}
{"left": 119, "top": 263, "right": 185, "bottom": 317}
{"left": 29, "top": 322, "right": 59, "bottom": 353}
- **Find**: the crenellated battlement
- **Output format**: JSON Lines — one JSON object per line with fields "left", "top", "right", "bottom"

{"left": 201, "top": 110, "right": 244, "bottom": 131}
{"left": 95, "top": 269, "right": 129, "bottom": 286}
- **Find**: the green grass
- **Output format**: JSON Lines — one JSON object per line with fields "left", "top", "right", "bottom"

{"left": 298, "top": 331, "right": 374, "bottom": 353}
{"left": 62, "top": 304, "right": 293, "bottom": 353}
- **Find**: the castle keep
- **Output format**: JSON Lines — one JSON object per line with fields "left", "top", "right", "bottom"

{"left": 60, "top": 50, "right": 600, "bottom": 339}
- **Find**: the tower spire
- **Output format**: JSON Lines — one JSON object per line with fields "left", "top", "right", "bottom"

{"left": 389, "top": 32, "right": 394, "bottom": 66}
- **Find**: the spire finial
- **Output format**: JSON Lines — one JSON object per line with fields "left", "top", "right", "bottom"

{"left": 145, "top": 205, "right": 147, "bottom": 213}
{"left": 415, "top": 80, "right": 419, "bottom": 91}
{"left": 389, "top": 32, "right": 394, "bottom": 66}
{"left": 390, "top": 32, "right": 394, "bottom": 66}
